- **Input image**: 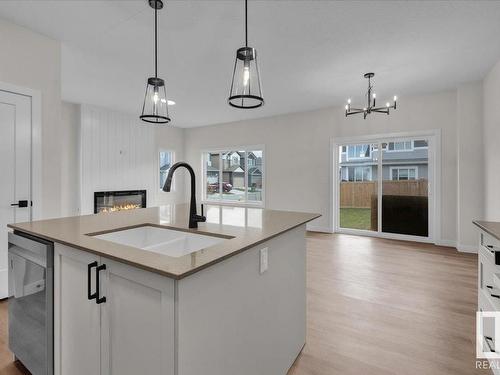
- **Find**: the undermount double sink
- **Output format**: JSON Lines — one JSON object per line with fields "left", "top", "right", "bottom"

{"left": 92, "top": 225, "right": 229, "bottom": 258}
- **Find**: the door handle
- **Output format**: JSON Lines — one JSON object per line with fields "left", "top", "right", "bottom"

{"left": 88, "top": 262, "right": 98, "bottom": 300}
{"left": 11, "top": 200, "right": 29, "bottom": 208}
{"left": 96, "top": 264, "right": 107, "bottom": 304}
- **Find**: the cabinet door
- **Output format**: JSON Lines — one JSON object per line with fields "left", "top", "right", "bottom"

{"left": 54, "top": 244, "right": 101, "bottom": 375}
{"left": 100, "top": 258, "right": 175, "bottom": 375}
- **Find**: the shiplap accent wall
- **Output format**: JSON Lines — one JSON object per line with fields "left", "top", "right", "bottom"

{"left": 80, "top": 104, "right": 185, "bottom": 214}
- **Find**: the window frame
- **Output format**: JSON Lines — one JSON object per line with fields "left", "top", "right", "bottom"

{"left": 390, "top": 166, "right": 419, "bottom": 181}
{"left": 201, "top": 145, "right": 265, "bottom": 207}
{"left": 158, "top": 150, "right": 175, "bottom": 192}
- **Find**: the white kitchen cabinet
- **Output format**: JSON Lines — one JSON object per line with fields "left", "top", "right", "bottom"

{"left": 100, "top": 258, "right": 175, "bottom": 375}
{"left": 54, "top": 244, "right": 175, "bottom": 375}
{"left": 54, "top": 244, "right": 101, "bottom": 375}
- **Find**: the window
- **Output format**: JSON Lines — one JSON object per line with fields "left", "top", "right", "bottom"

{"left": 390, "top": 167, "right": 418, "bottom": 181}
{"left": 413, "top": 140, "right": 428, "bottom": 148}
{"left": 347, "top": 166, "right": 372, "bottom": 181}
{"left": 203, "top": 147, "right": 264, "bottom": 205}
{"left": 347, "top": 144, "right": 371, "bottom": 160}
{"left": 387, "top": 141, "right": 413, "bottom": 152}
{"left": 159, "top": 151, "right": 174, "bottom": 189}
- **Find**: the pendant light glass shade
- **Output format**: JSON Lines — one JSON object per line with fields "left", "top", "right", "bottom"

{"left": 228, "top": 47, "right": 264, "bottom": 108}
{"left": 140, "top": 77, "right": 170, "bottom": 123}
{"left": 140, "top": 0, "right": 171, "bottom": 124}
{"left": 228, "top": 0, "right": 264, "bottom": 109}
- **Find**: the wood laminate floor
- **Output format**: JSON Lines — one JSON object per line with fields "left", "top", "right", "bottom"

{"left": 0, "top": 233, "right": 489, "bottom": 375}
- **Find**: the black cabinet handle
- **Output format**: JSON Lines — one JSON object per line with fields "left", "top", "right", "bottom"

{"left": 88, "top": 262, "right": 98, "bottom": 300}
{"left": 485, "top": 336, "right": 496, "bottom": 352}
{"left": 96, "top": 264, "right": 107, "bottom": 304}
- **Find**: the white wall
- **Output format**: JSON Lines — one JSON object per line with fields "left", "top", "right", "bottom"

{"left": 80, "top": 104, "right": 185, "bottom": 214}
{"left": 483, "top": 59, "right": 500, "bottom": 221}
{"left": 184, "top": 88, "right": 483, "bottom": 248}
{"left": 60, "top": 101, "right": 81, "bottom": 217}
{"left": 457, "top": 82, "right": 483, "bottom": 251}
{"left": 0, "top": 18, "right": 66, "bottom": 219}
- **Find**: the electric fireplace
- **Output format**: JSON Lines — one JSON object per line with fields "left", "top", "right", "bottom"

{"left": 94, "top": 190, "right": 147, "bottom": 214}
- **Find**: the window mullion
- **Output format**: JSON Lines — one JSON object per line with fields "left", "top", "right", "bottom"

{"left": 219, "top": 152, "right": 223, "bottom": 200}
{"left": 244, "top": 150, "right": 248, "bottom": 203}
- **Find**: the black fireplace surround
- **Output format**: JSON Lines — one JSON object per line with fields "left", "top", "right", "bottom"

{"left": 94, "top": 190, "right": 147, "bottom": 214}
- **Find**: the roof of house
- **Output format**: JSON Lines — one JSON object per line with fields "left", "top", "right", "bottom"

{"left": 223, "top": 165, "right": 244, "bottom": 173}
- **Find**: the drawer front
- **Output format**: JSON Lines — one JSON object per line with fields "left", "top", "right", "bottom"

{"left": 481, "top": 231, "right": 500, "bottom": 259}
{"left": 479, "top": 253, "right": 499, "bottom": 295}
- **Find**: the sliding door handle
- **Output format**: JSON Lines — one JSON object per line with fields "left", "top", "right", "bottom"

{"left": 96, "top": 264, "right": 107, "bottom": 304}
{"left": 88, "top": 262, "right": 98, "bottom": 300}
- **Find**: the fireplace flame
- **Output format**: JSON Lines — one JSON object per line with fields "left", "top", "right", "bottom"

{"left": 99, "top": 203, "right": 141, "bottom": 213}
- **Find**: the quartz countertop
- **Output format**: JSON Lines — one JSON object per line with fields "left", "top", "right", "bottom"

{"left": 473, "top": 220, "right": 500, "bottom": 241}
{"left": 8, "top": 204, "right": 320, "bottom": 279}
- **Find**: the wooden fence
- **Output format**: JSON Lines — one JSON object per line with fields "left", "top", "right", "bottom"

{"left": 340, "top": 179, "right": 428, "bottom": 208}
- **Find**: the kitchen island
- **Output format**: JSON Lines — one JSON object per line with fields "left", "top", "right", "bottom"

{"left": 8, "top": 204, "right": 319, "bottom": 375}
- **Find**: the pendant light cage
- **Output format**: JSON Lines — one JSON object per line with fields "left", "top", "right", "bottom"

{"left": 228, "top": 47, "right": 264, "bottom": 108}
{"left": 228, "top": 0, "right": 264, "bottom": 109}
{"left": 140, "top": 77, "right": 170, "bottom": 123}
{"left": 141, "top": 0, "right": 171, "bottom": 124}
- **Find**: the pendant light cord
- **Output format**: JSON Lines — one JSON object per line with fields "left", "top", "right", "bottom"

{"left": 245, "top": 0, "right": 248, "bottom": 47}
{"left": 155, "top": 2, "right": 158, "bottom": 78}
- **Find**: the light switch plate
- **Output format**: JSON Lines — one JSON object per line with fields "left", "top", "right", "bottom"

{"left": 260, "top": 247, "right": 268, "bottom": 274}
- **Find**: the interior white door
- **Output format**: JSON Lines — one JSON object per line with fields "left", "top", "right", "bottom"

{"left": 0, "top": 90, "right": 31, "bottom": 298}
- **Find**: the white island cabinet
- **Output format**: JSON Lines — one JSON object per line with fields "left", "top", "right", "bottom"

{"left": 9, "top": 204, "right": 319, "bottom": 375}
{"left": 54, "top": 244, "right": 175, "bottom": 375}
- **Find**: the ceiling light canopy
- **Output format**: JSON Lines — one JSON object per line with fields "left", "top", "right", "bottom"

{"left": 228, "top": 0, "right": 264, "bottom": 109}
{"left": 140, "top": 0, "right": 171, "bottom": 124}
{"left": 345, "top": 73, "right": 397, "bottom": 120}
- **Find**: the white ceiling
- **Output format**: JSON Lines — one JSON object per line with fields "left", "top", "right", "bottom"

{"left": 1, "top": 0, "right": 500, "bottom": 128}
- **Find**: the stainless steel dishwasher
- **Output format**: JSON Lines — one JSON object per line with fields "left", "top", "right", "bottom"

{"left": 8, "top": 231, "right": 53, "bottom": 375}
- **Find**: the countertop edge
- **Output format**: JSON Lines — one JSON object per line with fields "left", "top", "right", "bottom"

{"left": 473, "top": 220, "right": 500, "bottom": 241}
{"left": 8, "top": 213, "right": 321, "bottom": 280}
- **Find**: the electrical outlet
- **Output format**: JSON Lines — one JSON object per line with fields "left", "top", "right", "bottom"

{"left": 260, "top": 247, "right": 268, "bottom": 274}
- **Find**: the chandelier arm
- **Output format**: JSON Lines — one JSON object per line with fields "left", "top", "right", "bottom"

{"left": 346, "top": 109, "right": 365, "bottom": 116}
{"left": 371, "top": 109, "right": 390, "bottom": 114}
{"left": 372, "top": 106, "right": 393, "bottom": 111}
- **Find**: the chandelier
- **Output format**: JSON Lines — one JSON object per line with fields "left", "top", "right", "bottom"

{"left": 345, "top": 73, "right": 397, "bottom": 119}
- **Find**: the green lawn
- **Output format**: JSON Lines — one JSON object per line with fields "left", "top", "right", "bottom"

{"left": 340, "top": 208, "right": 372, "bottom": 230}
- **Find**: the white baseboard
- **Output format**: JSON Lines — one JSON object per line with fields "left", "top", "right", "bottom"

{"left": 456, "top": 243, "right": 478, "bottom": 253}
{"left": 435, "top": 239, "right": 456, "bottom": 248}
{"left": 306, "top": 224, "right": 333, "bottom": 233}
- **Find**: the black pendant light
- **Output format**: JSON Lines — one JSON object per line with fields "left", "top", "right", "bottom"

{"left": 140, "top": 0, "right": 171, "bottom": 124}
{"left": 228, "top": 0, "right": 264, "bottom": 109}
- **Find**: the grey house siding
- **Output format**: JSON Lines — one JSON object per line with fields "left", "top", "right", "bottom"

{"left": 340, "top": 144, "right": 428, "bottom": 181}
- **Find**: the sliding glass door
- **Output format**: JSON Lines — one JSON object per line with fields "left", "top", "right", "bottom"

{"left": 337, "top": 136, "right": 432, "bottom": 240}
{"left": 338, "top": 143, "right": 378, "bottom": 231}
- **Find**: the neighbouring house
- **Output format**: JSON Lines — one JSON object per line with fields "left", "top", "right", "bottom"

{"left": 339, "top": 140, "right": 429, "bottom": 182}
{"left": 206, "top": 151, "right": 263, "bottom": 190}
